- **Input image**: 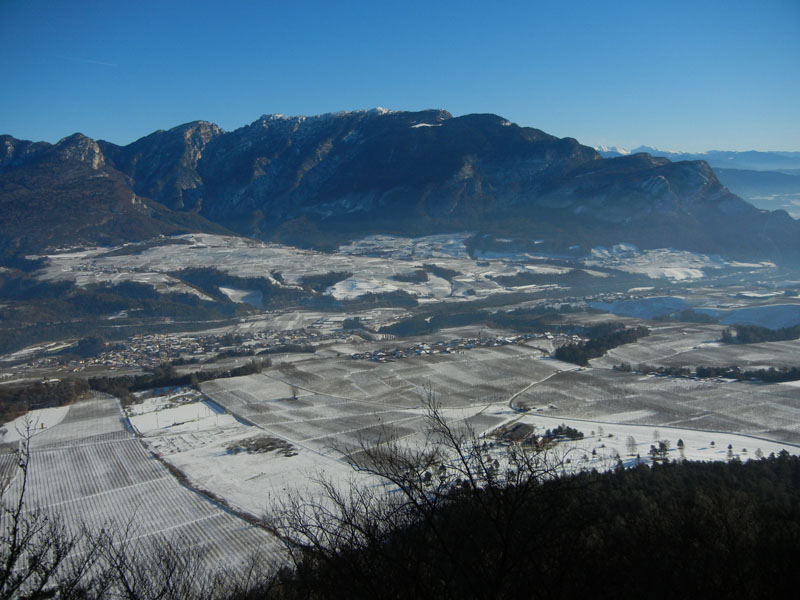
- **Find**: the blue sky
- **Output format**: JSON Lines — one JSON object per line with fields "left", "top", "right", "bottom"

{"left": 1, "top": 0, "right": 798, "bottom": 151}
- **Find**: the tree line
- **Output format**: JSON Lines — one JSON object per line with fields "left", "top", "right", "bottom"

{"left": 0, "top": 378, "right": 90, "bottom": 426}
{"left": 0, "top": 359, "right": 268, "bottom": 425}
{"left": 554, "top": 323, "right": 650, "bottom": 366}
{"left": 87, "top": 360, "right": 268, "bottom": 404}
{"left": 616, "top": 362, "right": 800, "bottom": 383}
{"left": 722, "top": 323, "right": 800, "bottom": 344}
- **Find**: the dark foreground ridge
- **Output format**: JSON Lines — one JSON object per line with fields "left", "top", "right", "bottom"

{"left": 263, "top": 453, "right": 800, "bottom": 599}
{"left": 3, "top": 109, "right": 800, "bottom": 264}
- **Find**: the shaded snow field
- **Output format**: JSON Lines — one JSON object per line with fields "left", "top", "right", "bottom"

{"left": 594, "top": 325, "right": 800, "bottom": 371}
{"left": 697, "top": 304, "right": 800, "bottom": 329}
{"left": 218, "top": 287, "right": 263, "bottom": 307}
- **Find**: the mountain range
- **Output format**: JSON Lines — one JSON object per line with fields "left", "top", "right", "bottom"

{"left": 3, "top": 109, "right": 800, "bottom": 264}
{"left": 595, "top": 146, "right": 800, "bottom": 219}
{"left": 595, "top": 146, "right": 800, "bottom": 172}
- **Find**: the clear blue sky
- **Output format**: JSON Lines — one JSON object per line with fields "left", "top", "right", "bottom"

{"left": 1, "top": 0, "right": 798, "bottom": 151}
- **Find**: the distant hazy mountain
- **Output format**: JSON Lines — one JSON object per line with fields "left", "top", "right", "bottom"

{"left": 595, "top": 146, "right": 800, "bottom": 172}
{"left": 595, "top": 145, "right": 800, "bottom": 217}
{"left": 713, "top": 168, "right": 800, "bottom": 218}
{"left": 3, "top": 110, "right": 800, "bottom": 264}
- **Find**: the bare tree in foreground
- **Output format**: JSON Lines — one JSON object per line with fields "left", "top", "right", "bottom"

{"left": 89, "top": 524, "right": 277, "bottom": 600}
{"left": 265, "top": 390, "right": 574, "bottom": 599}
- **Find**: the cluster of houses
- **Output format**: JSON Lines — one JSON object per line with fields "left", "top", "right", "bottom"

{"left": 350, "top": 332, "right": 566, "bottom": 362}
{"left": 29, "top": 328, "right": 354, "bottom": 372}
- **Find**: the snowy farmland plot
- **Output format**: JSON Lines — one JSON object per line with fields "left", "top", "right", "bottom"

{"left": 505, "top": 413, "right": 796, "bottom": 468}
{"left": 1, "top": 395, "right": 282, "bottom": 572}
{"left": 516, "top": 368, "right": 800, "bottom": 443}
{"left": 197, "top": 339, "right": 800, "bottom": 499}
{"left": 591, "top": 323, "right": 800, "bottom": 369}
{"left": 590, "top": 323, "right": 728, "bottom": 368}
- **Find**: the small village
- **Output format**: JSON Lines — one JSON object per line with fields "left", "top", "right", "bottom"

{"left": 14, "top": 328, "right": 345, "bottom": 372}
{"left": 8, "top": 325, "right": 578, "bottom": 376}
{"left": 349, "top": 331, "right": 576, "bottom": 362}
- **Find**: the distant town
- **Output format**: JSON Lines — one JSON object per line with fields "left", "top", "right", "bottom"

{"left": 8, "top": 325, "right": 578, "bottom": 376}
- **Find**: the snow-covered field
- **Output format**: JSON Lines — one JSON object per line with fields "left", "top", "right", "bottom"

{"left": 591, "top": 323, "right": 800, "bottom": 370}
{"left": 40, "top": 233, "right": 749, "bottom": 305}
{"left": 512, "top": 412, "right": 795, "bottom": 467}
{"left": 1, "top": 395, "right": 281, "bottom": 570}
{"left": 37, "top": 234, "right": 497, "bottom": 302}
{"left": 125, "top": 386, "right": 384, "bottom": 515}
{"left": 517, "top": 367, "right": 800, "bottom": 443}
{"left": 0, "top": 406, "right": 70, "bottom": 443}
{"left": 584, "top": 244, "right": 768, "bottom": 280}
{"left": 191, "top": 344, "right": 800, "bottom": 512}
{"left": 201, "top": 342, "right": 800, "bottom": 459}
{"left": 218, "top": 286, "right": 264, "bottom": 307}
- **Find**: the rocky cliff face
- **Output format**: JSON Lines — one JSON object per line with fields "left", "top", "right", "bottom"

{"left": 0, "top": 135, "right": 51, "bottom": 170}
{"left": 2, "top": 109, "right": 799, "bottom": 263}
{"left": 0, "top": 131, "right": 226, "bottom": 256}
{"left": 99, "top": 121, "right": 223, "bottom": 210}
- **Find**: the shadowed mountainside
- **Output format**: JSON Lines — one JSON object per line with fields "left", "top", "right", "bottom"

{"left": 3, "top": 109, "right": 800, "bottom": 262}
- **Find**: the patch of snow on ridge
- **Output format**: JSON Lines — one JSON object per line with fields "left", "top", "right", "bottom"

{"left": 412, "top": 123, "right": 442, "bottom": 128}
{"left": 329, "top": 277, "right": 401, "bottom": 300}
{"left": 584, "top": 244, "right": 728, "bottom": 280}
{"left": 218, "top": 287, "right": 263, "bottom": 308}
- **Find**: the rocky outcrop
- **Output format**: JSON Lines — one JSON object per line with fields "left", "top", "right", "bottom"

{"left": 100, "top": 121, "right": 223, "bottom": 210}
